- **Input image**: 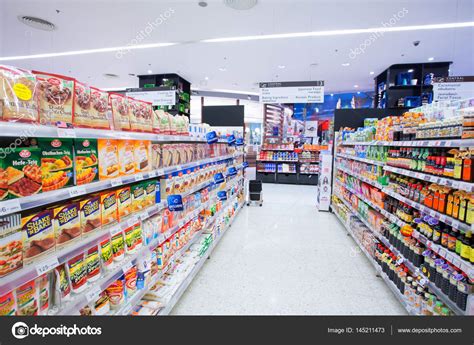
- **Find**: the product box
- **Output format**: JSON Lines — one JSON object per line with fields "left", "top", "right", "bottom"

{"left": 134, "top": 140, "right": 151, "bottom": 173}
{"left": 131, "top": 182, "right": 146, "bottom": 213}
{"left": 4, "top": 147, "right": 42, "bottom": 198}
{"left": 116, "top": 186, "right": 132, "bottom": 221}
{"left": 118, "top": 140, "right": 135, "bottom": 176}
{"left": 53, "top": 202, "right": 81, "bottom": 248}
{"left": 144, "top": 179, "right": 156, "bottom": 207}
{"left": 73, "top": 81, "right": 91, "bottom": 128}
{"left": 110, "top": 93, "right": 130, "bottom": 131}
{"left": 0, "top": 157, "right": 7, "bottom": 201}
{"left": 0, "top": 213, "right": 22, "bottom": 277}
{"left": 155, "top": 181, "right": 161, "bottom": 204}
{"left": 33, "top": 71, "right": 75, "bottom": 127}
{"left": 39, "top": 138, "right": 74, "bottom": 191}
{"left": 79, "top": 195, "right": 101, "bottom": 236}
{"left": 98, "top": 139, "right": 119, "bottom": 180}
{"left": 21, "top": 209, "right": 55, "bottom": 264}
{"left": 89, "top": 87, "right": 110, "bottom": 129}
{"left": 0, "top": 66, "right": 39, "bottom": 124}
{"left": 74, "top": 138, "right": 99, "bottom": 185}
{"left": 100, "top": 191, "right": 117, "bottom": 227}
{"left": 151, "top": 143, "right": 162, "bottom": 170}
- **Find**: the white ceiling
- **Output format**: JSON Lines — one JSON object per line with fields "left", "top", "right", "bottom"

{"left": 1, "top": 0, "right": 473, "bottom": 94}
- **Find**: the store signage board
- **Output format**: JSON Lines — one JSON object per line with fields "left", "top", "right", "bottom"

{"left": 259, "top": 81, "right": 324, "bottom": 104}
{"left": 126, "top": 87, "right": 176, "bottom": 106}
{"left": 217, "top": 191, "right": 227, "bottom": 201}
{"left": 432, "top": 76, "right": 474, "bottom": 101}
{"left": 167, "top": 195, "right": 184, "bottom": 212}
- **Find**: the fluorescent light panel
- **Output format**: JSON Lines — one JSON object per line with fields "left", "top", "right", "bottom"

{"left": 0, "top": 21, "right": 472, "bottom": 61}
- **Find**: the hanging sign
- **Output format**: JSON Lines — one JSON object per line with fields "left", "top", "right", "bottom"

{"left": 227, "top": 167, "right": 237, "bottom": 176}
{"left": 235, "top": 138, "right": 244, "bottom": 146}
{"left": 167, "top": 195, "right": 183, "bottom": 211}
{"left": 432, "top": 76, "right": 474, "bottom": 101}
{"left": 206, "top": 131, "right": 218, "bottom": 144}
{"left": 217, "top": 191, "right": 227, "bottom": 201}
{"left": 242, "top": 161, "right": 249, "bottom": 169}
{"left": 126, "top": 87, "right": 176, "bottom": 106}
{"left": 259, "top": 81, "right": 324, "bottom": 104}
{"left": 214, "top": 173, "right": 225, "bottom": 184}
{"left": 227, "top": 135, "right": 236, "bottom": 145}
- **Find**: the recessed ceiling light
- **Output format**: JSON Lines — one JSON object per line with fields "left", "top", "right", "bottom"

{"left": 198, "top": 1, "right": 208, "bottom": 7}
{"left": 18, "top": 15, "right": 56, "bottom": 31}
{"left": 342, "top": 63, "right": 350, "bottom": 67}
{"left": 369, "top": 71, "right": 375, "bottom": 75}
{"left": 330, "top": 93, "right": 334, "bottom": 96}
{"left": 408, "top": 69, "right": 414, "bottom": 72}
{"left": 162, "top": 78, "right": 168, "bottom": 81}
{"left": 278, "top": 65, "right": 286, "bottom": 69}
{"left": 357, "top": 91, "right": 361, "bottom": 94}
{"left": 204, "top": 76, "right": 209, "bottom": 80}
{"left": 354, "top": 84, "right": 359, "bottom": 88}
{"left": 224, "top": 0, "right": 258, "bottom": 10}
{"left": 147, "top": 69, "right": 153, "bottom": 74}
{"left": 218, "top": 67, "right": 227, "bottom": 72}
{"left": 428, "top": 57, "right": 435, "bottom": 61}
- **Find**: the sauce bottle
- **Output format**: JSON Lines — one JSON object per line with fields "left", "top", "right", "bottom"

{"left": 446, "top": 193, "right": 454, "bottom": 216}
{"left": 466, "top": 197, "right": 474, "bottom": 225}
{"left": 447, "top": 227, "right": 458, "bottom": 252}
{"left": 441, "top": 264, "right": 451, "bottom": 295}
{"left": 448, "top": 272, "right": 461, "bottom": 304}
{"left": 456, "top": 275, "right": 471, "bottom": 311}
{"left": 462, "top": 152, "right": 472, "bottom": 182}
{"left": 460, "top": 231, "right": 472, "bottom": 262}
{"left": 458, "top": 194, "right": 468, "bottom": 223}
{"left": 441, "top": 225, "right": 450, "bottom": 248}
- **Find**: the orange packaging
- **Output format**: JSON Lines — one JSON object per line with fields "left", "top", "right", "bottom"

{"left": 109, "top": 93, "right": 130, "bottom": 131}
{"left": 100, "top": 191, "right": 117, "bottom": 227}
{"left": 116, "top": 186, "right": 131, "bottom": 221}
{"left": 452, "top": 195, "right": 460, "bottom": 218}
{"left": 433, "top": 191, "right": 440, "bottom": 211}
{"left": 438, "top": 193, "right": 447, "bottom": 213}
{"left": 134, "top": 140, "right": 151, "bottom": 173}
{"left": 98, "top": 139, "right": 119, "bottom": 180}
{"left": 446, "top": 194, "right": 454, "bottom": 216}
{"left": 118, "top": 140, "right": 135, "bottom": 176}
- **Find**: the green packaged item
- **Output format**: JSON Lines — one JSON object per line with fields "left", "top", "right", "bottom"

{"left": 39, "top": 138, "right": 74, "bottom": 191}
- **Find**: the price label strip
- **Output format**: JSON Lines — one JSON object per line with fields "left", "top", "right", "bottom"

{"left": 69, "top": 186, "right": 87, "bottom": 198}
{"left": 0, "top": 199, "right": 21, "bottom": 216}
{"left": 111, "top": 178, "right": 122, "bottom": 187}
{"left": 85, "top": 286, "right": 103, "bottom": 303}
{"left": 134, "top": 173, "right": 144, "bottom": 182}
{"left": 122, "top": 260, "right": 134, "bottom": 274}
{"left": 57, "top": 128, "right": 76, "bottom": 138}
{"left": 36, "top": 256, "right": 59, "bottom": 276}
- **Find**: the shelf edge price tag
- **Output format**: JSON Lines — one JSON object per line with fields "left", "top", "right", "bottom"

{"left": 148, "top": 170, "right": 157, "bottom": 178}
{"left": 109, "top": 224, "right": 122, "bottom": 237}
{"left": 127, "top": 216, "right": 139, "bottom": 227}
{"left": 134, "top": 173, "right": 144, "bottom": 182}
{"left": 111, "top": 178, "right": 122, "bottom": 187}
{"left": 69, "top": 186, "right": 87, "bottom": 198}
{"left": 57, "top": 128, "right": 76, "bottom": 138}
{"left": 122, "top": 260, "right": 133, "bottom": 274}
{"left": 85, "top": 286, "right": 102, "bottom": 303}
{"left": 36, "top": 256, "right": 59, "bottom": 276}
{"left": 0, "top": 199, "right": 21, "bottom": 216}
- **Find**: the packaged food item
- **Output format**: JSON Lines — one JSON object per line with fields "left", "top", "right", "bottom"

{"left": 110, "top": 93, "right": 130, "bottom": 131}
{"left": 118, "top": 140, "right": 135, "bottom": 175}
{"left": 99, "top": 237, "right": 113, "bottom": 269}
{"left": 0, "top": 65, "right": 39, "bottom": 123}
{"left": 73, "top": 81, "right": 91, "bottom": 127}
{"left": 22, "top": 209, "right": 55, "bottom": 263}
{"left": 86, "top": 245, "right": 101, "bottom": 282}
{"left": 134, "top": 140, "right": 151, "bottom": 173}
{"left": 74, "top": 138, "right": 99, "bottom": 185}
{"left": 131, "top": 182, "right": 146, "bottom": 212}
{"left": 79, "top": 304, "right": 93, "bottom": 316}
{"left": 80, "top": 195, "right": 101, "bottom": 236}
{"left": 4, "top": 147, "right": 42, "bottom": 198}
{"left": 0, "top": 157, "right": 7, "bottom": 200}
{"left": 98, "top": 139, "right": 119, "bottom": 179}
{"left": 39, "top": 138, "right": 74, "bottom": 191}
{"left": 0, "top": 291, "right": 17, "bottom": 315}
{"left": 93, "top": 291, "right": 110, "bottom": 315}
{"left": 53, "top": 201, "right": 81, "bottom": 248}
{"left": 89, "top": 87, "right": 110, "bottom": 129}
{"left": 131, "top": 304, "right": 159, "bottom": 316}
{"left": 128, "top": 98, "right": 141, "bottom": 132}
{"left": 169, "top": 114, "right": 177, "bottom": 135}
{"left": 141, "top": 101, "right": 153, "bottom": 133}
{"left": 111, "top": 231, "right": 125, "bottom": 262}
{"left": 116, "top": 186, "right": 132, "bottom": 221}
{"left": 106, "top": 277, "right": 124, "bottom": 310}
{"left": 16, "top": 279, "right": 39, "bottom": 315}
{"left": 124, "top": 222, "right": 142, "bottom": 254}
{"left": 33, "top": 71, "right": 75, "bottom": 126}
{"left": 124, "top": 267, "right": 137, "bottom": 296}
{"left": 100, "top": 190, "right": 117, "bottom": 227}
{"left": 0, "top": 213, "right": 22, "bottom": 277}
{"left": 67, "top": 253, "right": 88, "bottom": 293}
{"left": 130, "top": 99, "right": 152, "bottom": 132}
{"left": 151, "top": 143, "right": 162, "bottom": 170}
{"left": 37, "top": 274, "right": 49, "bottom": 315}
{"left": 144, "top": 179, "right": 156, "bottom": 207}
{"left": 155, "top": 180, "right": 161, "bottom": 204}
{"left": 54, "top": 264, "right": 71, "bottom": 301}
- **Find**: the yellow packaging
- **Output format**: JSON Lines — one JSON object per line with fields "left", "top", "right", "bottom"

{"left": 116, "top": 186, "right": 132, "bottom": 221}
{"left": 100, "top": 191, "right": 117, "bottom": 227}
{"left": 98, "top": 139, "right": 119, "bottom": 180}
{"left": 131, "top": 182, "right": 146, "bottom": 212}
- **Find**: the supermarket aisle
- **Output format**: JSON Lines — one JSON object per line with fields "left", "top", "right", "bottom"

{"left": 172, "top": 184, "right": 406, "bottom": 315}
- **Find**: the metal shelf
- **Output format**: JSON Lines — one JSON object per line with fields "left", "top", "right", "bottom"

{"left": 0, "top": 152, "right": 243, "bottom": 216}
{"left": 341, "top": 139, "right": 474, "bottom": 148}
{"left": 383, "top": 165, "right": 474, "bottom": 193}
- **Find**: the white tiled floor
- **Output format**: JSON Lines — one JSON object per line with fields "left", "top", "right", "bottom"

{"left": 171, "top": 183, "right": 407, "bottom": 315}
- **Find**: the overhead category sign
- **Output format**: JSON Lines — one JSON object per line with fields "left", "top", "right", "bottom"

{"left": 259, "top": 81, "right": 324, "bottom": 104}
{"left": 126, "top": 87, "right": 176, "bottom": 106}
{"left": 432, "top": 76, "right": 474, "bottom": 101}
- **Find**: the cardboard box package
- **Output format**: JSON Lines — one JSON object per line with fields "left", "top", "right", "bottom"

{"left": 22, "top": 209, "right": 55, "bottom": 264}
{"left": 39, "top": 138, "right": 74, "bottom": 191}
{"left": 4, "top": 147, "right": 42, "bottom": 198}
{"left": 131, "top": 182, "right": 146, "bottom": 213}
{"left": 116, "top": 186, "right": 132, "bottom": 221}
{"left": 80, "top": 195, "right": 101, "bottom": 236}
{"left": 53, "top": 201, "right": 81, "bottom": 248}
{"left": 134, "top": 140, "right": 151, "bottom": 173}
{"left": 98, "top": 139, "right": 119, "bottom": 180}
{"left": 118, "top": 140, "right": 135, "bottom": 176}
{"left": 0, "top": 213, "right": 22, "bottom": 277}
{"left": 100, "top": 191, "right": 117, "bottom": 227}
{"left": 74, "top": 138, "right": 99, "bottom": 185}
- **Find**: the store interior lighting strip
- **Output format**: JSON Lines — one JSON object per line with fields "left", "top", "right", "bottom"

{"left": 340, "top": 139, "right": 474, "bottom": 148}
{"left": 0, "top": 152, "right": 244, "bottom": 216}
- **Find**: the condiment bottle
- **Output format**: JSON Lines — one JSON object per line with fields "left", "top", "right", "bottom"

{"left": 460, "top": 231, "right": 472, "bottom": 262}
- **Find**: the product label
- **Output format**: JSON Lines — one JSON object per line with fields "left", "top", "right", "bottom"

{"left": 167, "top": 195, "right": 183, "bottom": 212}
{"left": 13, "top": 83, "right": 32, "bottom": 101}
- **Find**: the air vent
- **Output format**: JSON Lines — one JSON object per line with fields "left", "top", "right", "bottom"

{"left": 224, "top": 0, "right": 257, "bottom": 10}
{"left": 103, "top": 73, "right": 119, "bottom": 78}
{"left": 18, "top": 16, "right": 56, "bottom": 31}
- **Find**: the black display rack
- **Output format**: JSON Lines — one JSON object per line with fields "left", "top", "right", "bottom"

{"left": 137, "top": 73, "right": 191, "bottom": 117}
{"left": 374, "top": 62, "right": 451, "bottom": 109}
